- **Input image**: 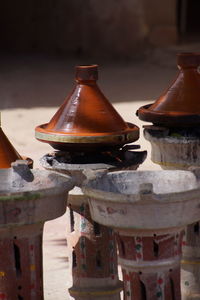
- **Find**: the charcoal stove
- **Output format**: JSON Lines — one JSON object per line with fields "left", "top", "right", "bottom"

{"left": 40, "top": 146, "right": 146, "bottom": 300}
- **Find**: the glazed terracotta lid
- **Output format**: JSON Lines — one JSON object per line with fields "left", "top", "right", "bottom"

{"left": 35, "top": 65, "right": 139, "bottom": 151}
{"left": 137, "top": 53, "right": 200, "bottom": 127}
{"left": 0, "top": 114, "right": 22, "bottom": 168}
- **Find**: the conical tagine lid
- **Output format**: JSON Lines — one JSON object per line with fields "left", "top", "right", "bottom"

{"left": 137, "top": 53, "right": 200, "bottom": 127}
{"left": 35, "top": 65, "right": 139, "bottom": 151}
{"left": 0, "top": 114, "right": 22, "bottom": 168}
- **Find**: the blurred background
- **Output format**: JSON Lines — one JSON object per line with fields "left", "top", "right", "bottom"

{"left": 1, "top": 0, "right": 200, "bottom": 109}
{"left": 1, "top": 0, "right": 200, "bottom": 57}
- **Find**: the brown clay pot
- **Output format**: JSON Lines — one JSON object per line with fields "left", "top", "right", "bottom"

{"left": 137, "top": 53, "right": 200, "bottom": 127}
{"left": 35, "top": 65, "right": 139, "bottom": 151}
{"left": 0, "top": 120, "right": 22, "bottom": 168}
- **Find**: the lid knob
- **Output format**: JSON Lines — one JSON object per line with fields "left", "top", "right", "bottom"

{"left": 177, "top": 52, "right": 200, "bottom": 68}
{"left": 75, "top": 65, "right": 98, "bottom": 81}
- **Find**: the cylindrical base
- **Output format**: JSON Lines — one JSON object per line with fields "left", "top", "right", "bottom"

{"left": 67, "top": 190, "right": 122, "bottom": 300}
{"left": 116, "top": 231, "right": 183, "bottom": 300}
{"left": 0, "top": 223, "right": 44, "bottom": 299}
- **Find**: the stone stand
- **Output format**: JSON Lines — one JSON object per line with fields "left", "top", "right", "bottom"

{"left": 144, "top": 127, "right": 200, "bottom": 300}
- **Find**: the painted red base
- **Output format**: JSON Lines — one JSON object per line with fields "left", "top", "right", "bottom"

{"left": 0, "top": 223, "right": 43, "bottom": 299}
{"left": 116, "top": 232, "right": 184, "bottom": 300}
{"left": 68, "top": 201, "right": 121, "bottom": 299}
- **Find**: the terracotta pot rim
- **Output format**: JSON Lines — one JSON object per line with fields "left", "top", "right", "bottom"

{"left": 76, "top": 64, "right": 98, "bottom": 69}
{"left": 137, "top": 104, "right": 200, "bottom": 127}
{"left": 177, "top": 52, "right": 200, "bottom": 68}
{"left": 35, "top": 122, "right": 138, "bottom": 137}
{"left": 35, "top": 122, "right": 139, "bottom": 144}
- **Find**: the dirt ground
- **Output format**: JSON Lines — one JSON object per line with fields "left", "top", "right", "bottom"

{"left": 0, "top": 52, "right": 179, "bottom": 299}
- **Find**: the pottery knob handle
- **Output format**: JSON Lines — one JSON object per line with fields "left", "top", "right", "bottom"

{"left": 177, "top": 52, "right": 200, "bottom": 69}
{"left": 75, "top": 65, "right": 98, "bottom": 81}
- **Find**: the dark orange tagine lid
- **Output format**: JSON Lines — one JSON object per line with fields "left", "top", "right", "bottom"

{"left": 137, "top": 53, "right": 200, "bottom": 127}
{"left": 35, "top": 65, "right": 139, "bottom": 151}
{"left": 0, "top": 114, "right": 22, "bottom": 168}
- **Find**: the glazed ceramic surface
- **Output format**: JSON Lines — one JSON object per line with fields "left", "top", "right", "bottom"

{"left": 35, "top": 65, "right": 139, "bottom": 151}
{"left": 137, "top": 53, "right": 200, "bottom": 127}
{"left": 0, "top": 126, "right": 21, "bottom": 168}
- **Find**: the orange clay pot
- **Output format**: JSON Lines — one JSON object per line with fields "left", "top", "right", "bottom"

{"left": 35, "top": 65, "right": 139, "bottom": 151}
{"left": 0, "top": 118, "right": 22, "bottom": 168}
{"left": 137, "top": 53, "right": 200, "bottom": 127}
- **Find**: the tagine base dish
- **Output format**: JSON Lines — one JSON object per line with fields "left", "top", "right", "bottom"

{"left": 35, "top": 123, "right": 139, "bottom": 151}
{"left": 138, "top": 104, "right": 200, "bottom": 128}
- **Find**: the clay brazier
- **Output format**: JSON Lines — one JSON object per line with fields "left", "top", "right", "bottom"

{"left": 0, "top": 161, "right": 73, "bottom": 299}
{"left": 35, "top": 65, "right": 139, "bottom": 151}
{"left": 83, "top": 170, "right": 200, "bottom": 300}
{"left": 40, "top": 149, "right": 146, "bottom": 300}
